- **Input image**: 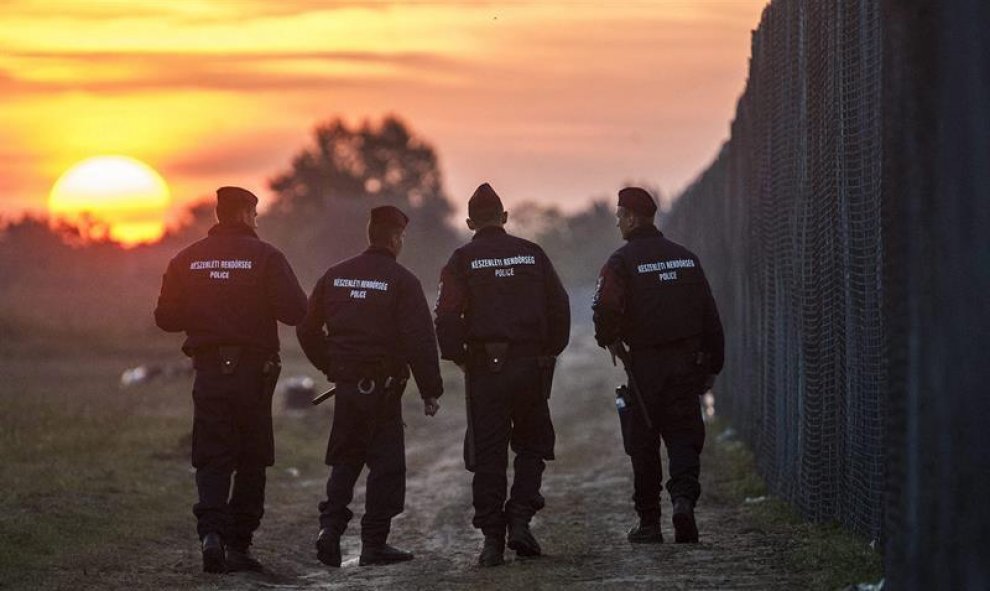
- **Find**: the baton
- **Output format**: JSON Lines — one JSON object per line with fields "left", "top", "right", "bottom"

{"left": 608, "top": 343, "right": 654, "bottom": 430}
{"left": 311, "top": 386, "right": 337, "bottom": 406}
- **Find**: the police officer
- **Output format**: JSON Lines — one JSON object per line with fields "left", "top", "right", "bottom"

{"left": 592, "top": 187, "right": 724, "bottom": 544}
{"left": 296, "top": 205, "right": 443, "bottom": 568}
{"left": 435, "top": 183, "right": 570, "bottom": 567}
{"left": 155, "top": 186, "right": 308, "bottom": 573}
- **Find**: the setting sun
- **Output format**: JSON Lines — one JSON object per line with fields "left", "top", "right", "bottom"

{"left": 49, "top": 156, "right": 171, "bottom": 246}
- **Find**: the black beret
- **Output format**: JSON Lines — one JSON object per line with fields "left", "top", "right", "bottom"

{"left": 468, "top": 183, "right": 504, "bottom": 221}
{"left": 618, "top": 187, "right": 657, "bottom": 217}
{"left": 216, "top": 186, "right": 259, "bottom": 209}
{"left": 370, "top": 205, "right": 409, "bottom": 229}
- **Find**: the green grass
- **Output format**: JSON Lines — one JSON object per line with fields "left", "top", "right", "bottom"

{"left": 0, "top": 335, "right": 885, "bottom": 590}
{"left": 706, "top": 420, "right": 884, "bottom": 590}
{"left": 0, "top": 332, "right": 338, "bottom": 589}
{"left": 0, "top": 338, "right": 195, "bottom": 588}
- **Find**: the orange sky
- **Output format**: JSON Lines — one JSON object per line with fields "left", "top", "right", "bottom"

{"left": 0, "top": 0, "right": 767, "bottom": 229}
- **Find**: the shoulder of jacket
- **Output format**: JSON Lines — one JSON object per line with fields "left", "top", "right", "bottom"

{"left": 254, "top": 238, "right": 286, "bottom": 257}
{"left": 172, "top": 235, "right": 212, "bottom": 262}
{"left": 510, "top": 233, "right": 545, "bottom": 254}
{"left": 659, "top": 236, "right": 698, "bottom": 260}
{"left": 611, "top": 241, "right": 634, "bottom": 259}
{"left": 392, "top": 262, "right": 421, "bottom": 288}
{"left": 449, "top": 243, "right": 471, "bottom": 261}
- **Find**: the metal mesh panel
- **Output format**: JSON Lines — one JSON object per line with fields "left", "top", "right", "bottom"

{"left": 663, "top": 0, "right": 885, "bottom": 541}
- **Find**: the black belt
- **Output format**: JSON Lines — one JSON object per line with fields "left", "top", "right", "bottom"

{"left": 192, "top": 346, "right": 279, "bottom": 374}
{"left": 327, "top": 356, "right": 408, "bottom": 384}
{"left": 467, "top": 341, "right": 542, "bottom": 359}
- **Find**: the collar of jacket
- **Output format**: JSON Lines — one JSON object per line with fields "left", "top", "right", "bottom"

{"left": 626, "top": 224, "right": 662, "bottom": 242}
{"left": 472, "top": 226, "right": 507, "bottom": 240}
{"left": 208, "top": 222, "right": 259, "bottom": 239}
{"left": 364, "top": 245, "right": 397, "bottom": 259}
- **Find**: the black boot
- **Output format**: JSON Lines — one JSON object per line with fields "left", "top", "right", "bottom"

{"left": 627, "top": 518, "right": 664, "bottom": 544}
{"left": 316, "top": 529, "right": 342, "bottom": 567}
{"left": 478, "top": 532, "right": 505, "bottom": 567}
{"left": 201, "top": 533, "right": 226, "bottom": 573}
{"left": 226, "top": 547, "right": 264, "bottom": 572}
{"left": 507, "top": 518, "right": 542, "bottom": 557}
{"left": 672, "top": 497, "right": 699, "bottom": 543}
{"left": 359, "top": 543, "right": 414, "bottom": 566}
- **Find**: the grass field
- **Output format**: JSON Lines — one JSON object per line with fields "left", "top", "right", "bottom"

{"left": 0, "top": 330, "right": 882, "bottom": 590}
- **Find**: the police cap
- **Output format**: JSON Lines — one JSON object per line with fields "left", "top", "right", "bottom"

{"left": 468, "top": 183, "right": 504, "bottom": 221}
{"left": 217, "top": 186, "right": 259, "bottom": 209}
{"left": 369, "top": 205, "right": 409, "bottom": 230}
{"left": 617, "top": 186, "right": 657, "bottom": 217}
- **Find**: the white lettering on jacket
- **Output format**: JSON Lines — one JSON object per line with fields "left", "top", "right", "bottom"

{"left": 470, "top": 255, "right": 536, "bottom": 270}
{"left": 333, "top": 278, "right": 389, "bottom": 291}
{"left": 637, "top": 259, "right": 695, "bottom": 273}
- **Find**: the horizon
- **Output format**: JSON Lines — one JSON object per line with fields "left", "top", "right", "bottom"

{"left": 0, "top": 0, "right": 767, "bottom": 245}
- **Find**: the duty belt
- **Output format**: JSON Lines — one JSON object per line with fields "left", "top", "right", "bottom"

{"left": 327, "top": 356, "right": 409, "bottom": 388}
{"left": 467, "top": 341, "right": 546, "bottom": 374}
{"left": 191, "top": 345, "right": 280, "bottom": 375}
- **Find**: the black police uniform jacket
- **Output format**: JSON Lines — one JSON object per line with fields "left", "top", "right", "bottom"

{"left": 154, "top": 222, "right": 308, "bottom": 352}
{"left": 155, "top": 222, "right": 306, "bottom": 470}
{"left": 434, "top": 226, "right": 570, "bottom": 361}
{"left": 295, "top": 246, "right": 443, "bottom": 401}
{"left": 592, "top": 225, "right": 724, "bottom": 372}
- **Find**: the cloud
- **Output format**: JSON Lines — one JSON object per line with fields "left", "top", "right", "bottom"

{"left": 162, "top": 130, "right": 300, "bottom": 178}
{"left": 0, "top": 50, "right": 464, "bottom": 95}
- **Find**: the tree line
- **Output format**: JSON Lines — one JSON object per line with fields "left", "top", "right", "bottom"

{"left": 0, "top": 116, "right": 654, "bottom": 341}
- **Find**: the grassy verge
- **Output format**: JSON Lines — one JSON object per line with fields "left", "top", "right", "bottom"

{"left": 705, "top": 419, "right": 883, "bottom": 590}
{"left": 0, "top": 335, "right": 341, "bottom": 589}
{"left": 0, "top": 341, "right": 195, "bottom": 588}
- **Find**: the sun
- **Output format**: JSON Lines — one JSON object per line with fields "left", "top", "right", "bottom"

{"left": 49, "top": 155, "right": 171, "bottom": 246}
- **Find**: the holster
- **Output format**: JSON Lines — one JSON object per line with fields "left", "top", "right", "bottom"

{"left": 262, "top": 355, "right": 282, "bottom": 398}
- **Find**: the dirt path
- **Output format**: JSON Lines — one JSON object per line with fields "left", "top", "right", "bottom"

{"left": 160, "top": 331, "right": 803, "bottom": 590}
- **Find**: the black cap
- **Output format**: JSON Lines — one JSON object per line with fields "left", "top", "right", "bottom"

{"left": 617, "top": 187, "right": 657, "bottom": 217}
{"left": 369, "top": 205, "right": 409, "bottom": 229}
{"left": 468, "top": 183, "right": 504, "bottom": 221}
{"left": 217, "top": 186, "right": 259, "bottom": 208}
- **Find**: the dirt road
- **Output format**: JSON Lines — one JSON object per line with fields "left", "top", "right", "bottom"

{"left": 17, "top": 330, "right": 804, "bottom": 590}
{"left": 114, "top": 330, "right": 795, "bottom": 591}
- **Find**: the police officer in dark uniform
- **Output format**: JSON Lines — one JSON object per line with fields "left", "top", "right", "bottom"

{"left": 435, "top": 183, "right": 570, "bottom": 567}
{"left": 296, "top": 205, "right": 443, "bottom": 568}
{"left": 592, "top": 187, "right": 724, "bottom": 544}
{"left": 155, "top": 186, "right": 308, "bottom": 573}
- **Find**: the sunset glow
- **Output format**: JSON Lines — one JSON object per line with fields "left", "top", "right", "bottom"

{"left": 1, "top": 0, "right": 769, "bottom": 235}
{"left": 49, "top": 156, "right": 171, "bottom": 246}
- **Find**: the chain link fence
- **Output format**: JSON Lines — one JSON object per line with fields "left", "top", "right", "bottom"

{"left": 665, "top": 0, "right": 990, "bottom": 584}
{"left": 663, "top": 0, "right": 885, "bottom": 541}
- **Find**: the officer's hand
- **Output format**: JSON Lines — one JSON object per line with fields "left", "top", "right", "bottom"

{"left": 703, "top": 374, "right": 717, "bottom": 393}
{"left": 423, "top": 397, "right": 440, "bottom": 417}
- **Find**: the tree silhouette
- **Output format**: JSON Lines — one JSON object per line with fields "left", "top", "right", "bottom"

{"left": 264, "top": 115, "right": 459, "bottom": 289}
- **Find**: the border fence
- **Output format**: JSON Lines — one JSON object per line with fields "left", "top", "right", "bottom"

{"left": 664, "top": 0, "right": 989, "bottom": 586}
